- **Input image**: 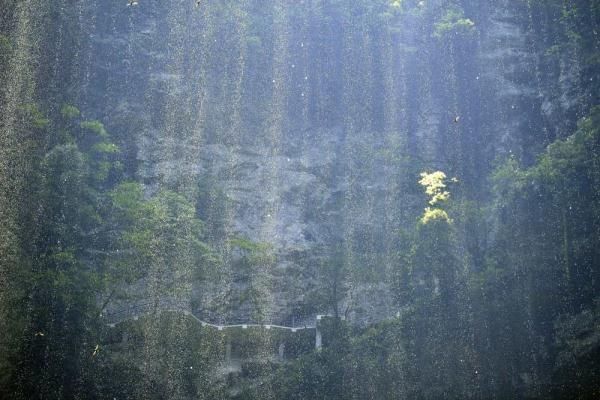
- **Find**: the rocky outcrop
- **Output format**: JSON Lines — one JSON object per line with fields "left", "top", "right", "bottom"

{"left": 70, "top": 0, "right": 594, "bottom": 326}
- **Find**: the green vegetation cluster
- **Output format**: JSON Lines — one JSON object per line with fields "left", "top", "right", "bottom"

{"left": 230, "top": 107, "right": 600, "bottom": 400}
{"left": 433, "top": 7, "right": 475, "bottom": 38}
{"left": 0, "top": 103, "right": 220, "bottom": 399}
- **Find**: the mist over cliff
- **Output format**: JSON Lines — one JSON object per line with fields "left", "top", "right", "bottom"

{"left": 0, "top": 0, "right": 598, "bottom": 398}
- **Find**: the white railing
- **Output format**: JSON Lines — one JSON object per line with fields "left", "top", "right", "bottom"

{"left": 104, "top": 307, "right": 336, "bottom": 348}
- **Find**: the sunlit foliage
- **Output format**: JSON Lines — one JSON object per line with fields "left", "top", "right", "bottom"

{"left": 419, "top": 171, "right": 450, "bottom": 206}
{"left": 433, "top": 7, "right": 475, "bottom": 38}
{"left": 418, "top": 171, "right": 453, "bottom": 224}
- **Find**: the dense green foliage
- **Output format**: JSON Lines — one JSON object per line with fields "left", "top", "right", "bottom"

{"left": 239, "top": 107, "right": 600, "bottom": 400}
{"left": 0, "top": 104, "right": 217, "bottom": 398}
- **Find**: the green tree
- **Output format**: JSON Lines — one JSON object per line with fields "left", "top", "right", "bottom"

{"left": 108, "top": 182, "right": 216, "bottom": 308}
{"left": 392, "top": 171, "right": 474, "bottom": 399}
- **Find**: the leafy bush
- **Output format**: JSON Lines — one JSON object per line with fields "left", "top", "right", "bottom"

{"left": 80, "top": 120, "right": 109, "bottom": 138}
{"left": 60, "top": 104, "right": 80, "bottom": 119}
{"left": 433, "top": 8, "right": 475, "bottom": 38}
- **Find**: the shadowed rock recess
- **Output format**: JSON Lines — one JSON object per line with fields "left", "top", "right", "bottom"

{"left": 0, "top": 0, "right": 598, "bottom": 399}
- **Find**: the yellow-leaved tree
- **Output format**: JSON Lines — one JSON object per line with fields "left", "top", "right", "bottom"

{"left": 418, "top": 171, "right": 456, "bottom": 224}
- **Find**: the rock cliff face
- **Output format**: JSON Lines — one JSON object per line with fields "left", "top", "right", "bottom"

{"left": 1, "top": 1, "right": 599, "bottom": 398}
{"left": 58, "top": 0, "right": 593, "bottom": 324}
